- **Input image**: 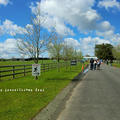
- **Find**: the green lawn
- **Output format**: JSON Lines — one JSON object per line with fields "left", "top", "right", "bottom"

{"left": 0, "top": 62, "right": 85, "bottom": 120}
{"left": 112, "top": 63, "right": 120, "bottom": 68}
{"left": 0, "top": 60, "right": 56, "bottom": 66}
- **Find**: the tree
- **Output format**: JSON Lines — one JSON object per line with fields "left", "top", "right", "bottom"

{"left": 63, "top": 42, "right": 83, "bottom": 61}
{"left": 47, "top": 33, "right": 63, "bottom": 63}
{"left": 73, "top": 50, "right": 78, "bottom": 61}
{"left": 71, "top": 49, "right": 83, "bottom": 61}
{"left": 15, "top": 1, "right": 55, "bottom": 79}
{"left": 63, "top": 44, "right": 75, "bottom": 61}
{"left": 76, "top": 50, "right": 83, "bottom": 60}
{"left": 85, "top": 54, "right": 90, "bottom": 57}
{"left": 95, "top": 43, "right": 114, "bottom": 60}
{"left": 112, "top": 44, "right": 120, "bottom": 62}
{"left": 47, "top": 33, "right": 63, "bottom": 71}
{"left": 16, "top": 2, "right": 55, "bottom": 64}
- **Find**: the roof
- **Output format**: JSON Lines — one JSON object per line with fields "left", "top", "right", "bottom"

{"left": 83, "top": 56, "right": 98, "bottom": 59}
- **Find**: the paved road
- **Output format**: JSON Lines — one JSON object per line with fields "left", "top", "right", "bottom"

{"left": 57, "top": 64, "right": 120, "bottom": 120}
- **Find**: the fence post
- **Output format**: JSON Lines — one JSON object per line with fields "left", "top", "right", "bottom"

{"left": 43, "top": 64, "right": 45, "bottom": 72}
{"left": 57, "top": 62, "right": 60, "bottom": 72}
{"left": 0, "top": 69, "right": 1, "bottom": 81}
{"left": 48, "top": 64, "right": 49, "bottom": 71}
{"left": 65, "top": 62, "right": 67, "bottom": 69}
{"left": 24, "top": 65, "right": 25, "bottom": 76}
{"left": 50, "top": 63, "right": 51, "bottom": 70}
{"left": 13, "top": 66, "right": 15, "bottom": 79}
{"left": 53, "top": 63, "right": 54, "bottom": 69}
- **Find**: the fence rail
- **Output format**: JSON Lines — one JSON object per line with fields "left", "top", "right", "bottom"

{"left": 0, "top": 62, "right": 69, "bottom": 80}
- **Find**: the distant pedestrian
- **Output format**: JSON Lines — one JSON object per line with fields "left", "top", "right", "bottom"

{"left": 100, "top": 59, "right": 103, "bottom": 64}
{"left": 110, "top": 59, "right": 113, "bottom": 66}
{"left": 97, "top": 59, "right": 101, "bottom": 70}
{"left": 94, "top": 60, "right": 97, "bottom": 70}
{"left": 90, "top": 58, "right": 94, "bottom": 70}
{"left": 106, "top": 59, "right": 109, "bottom": 65}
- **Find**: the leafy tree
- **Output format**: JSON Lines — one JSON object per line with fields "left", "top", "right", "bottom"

{"left": 47, "top": 33, "right": 63, "bottom": 71}
{"left": 63, "top": 44, "right": 75, "bottom": 61}
{"left": 47, "top": 33, "right": 63, "bottom": 63}
{"left": 63, "top": 42, "right": 83, "bottom": 61}
{"left": 85, "top": 54, "right": 90, "bottom": 57}
{"left": 72, "top": 50, "right": 83, "bottom": 61}
{"left": 95, "top": 43, "right": 114, "bottom": 60}
{"left": 112, "top": 44, "right": 120, "bottom": 61}
{"left": 76, "top": 50, "right": 83, "bottom": 60}
{"left": 15, "top": 1, "right": 55, "bottom": 79}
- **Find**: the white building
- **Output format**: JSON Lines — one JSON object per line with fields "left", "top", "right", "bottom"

{"left": 83, "top": 56, "right": 98, "bottom": 60}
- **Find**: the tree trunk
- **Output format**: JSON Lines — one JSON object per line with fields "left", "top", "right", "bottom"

{"left": 57, "top": 57, "right": 60, "bottom": 72}
{"left": 35, "top": 55, "right": 39, "bottom": 80}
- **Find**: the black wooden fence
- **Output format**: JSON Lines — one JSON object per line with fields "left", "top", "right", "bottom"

{"left": 0, "top": 62, "right": 69, "bottom": 80}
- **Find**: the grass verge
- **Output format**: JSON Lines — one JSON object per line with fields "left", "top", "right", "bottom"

{"left": 112, "top": 63, "right": 120, "bottom": 68}
{"left": 0, "top": 60, "right": 62, "bottom": 66}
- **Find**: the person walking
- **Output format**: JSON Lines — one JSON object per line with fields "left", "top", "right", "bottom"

{"left": 94, "top": 60, "right": 97, "bottom": 70}
{"left": 110, "top": 59, "right": 113, "bottom": 66}
{"left": 90, "top": 58, "right": 94, "bottom": 70}
{"left": 106, "top": 59, "right": 109, "bottom": 65}
{"left": 97, "top": 59, "right": 101, "bottom": 70}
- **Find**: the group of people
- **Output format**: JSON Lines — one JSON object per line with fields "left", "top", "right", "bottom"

{"left": 106, "top": 59, "right": 113, "bottom": 66}
{"left": 90, "top": 58, "right": 101, "bottom": 70}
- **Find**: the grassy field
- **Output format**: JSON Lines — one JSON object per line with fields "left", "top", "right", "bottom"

{"left": 0, "top": 60, "right": 56, "bottom": 66}
{"left": 0, "top": 61, "right": 86, "bottom": 120}
{"left": 112, "top": 63, "right": 120, "bottom": 68}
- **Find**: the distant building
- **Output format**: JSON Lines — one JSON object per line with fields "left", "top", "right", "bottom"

{"left": 83, "top": 56, "right": 98, "bottom": 60}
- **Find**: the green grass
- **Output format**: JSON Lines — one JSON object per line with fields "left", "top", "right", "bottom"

{"left": 0, "top": 60, "right": 57, "bottom": 66}
{"left": 112, "top": 63, "right": 120, "bottom": 68}
{"left": 0, "top": 63, "right": 85, "bottom": 120}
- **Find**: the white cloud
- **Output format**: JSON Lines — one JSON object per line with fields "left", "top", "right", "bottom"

{"left": 41, "top": 16, "right": 75, "bottom": 36}
{"left": 30, "top": 0, "right": 118, "bottom": 39}
{"left": 110, "top": 33, "right": 120, "bottom": 45}
{"left": 0, "top": 0, "right": 11, "bottom": 6}
{"left": 96, "top": 20, "right": 116, "bottom": 40}
{"left": 94, "top": 37, "right": 110, "bottom": 44}
{"left": 98, "top": 0, "right": 120, "bottom": 10}
{"left": 96, "top": 29, "right": 120, "bottom": 45}
{"left": 30, "top": 0, "right": 103, "bottom": 34}
{"left": 30, "top": 1, "right": 75, "bottom": 36}
{"left": 97, "top": 21, "right": 114, "bottom": 32}
{"left": 0, "top": 38, "right": 20, "bottom": 58}
{"left": 96, "top": 30, "right": 114, "bottom": 38}
{"left": 64, "top": 38, "right": 80, "bottom": 48}
{"left": 79, "top": 36, "right": 111, "bottom": 55}
{"left": 0, "top": 19, "right": 25, "bottom": 36}
{"left": 81, "top": 36, "right": 111, "bottom": 46}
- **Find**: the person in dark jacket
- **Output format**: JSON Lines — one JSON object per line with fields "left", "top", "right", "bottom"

{"left": 93, "top": 60, "right": 97, "bottom": 70}
{"left": 106, "top": 59, "right": 109, "bottom": 65}
{"left": 90, "top": 58, "right": 94, "bottom": 70}
{"left": 110, "top": 59, "right": 113, "bottom": 66}
{"left": 97, "top": 59, "right": 101, "bottom": 70}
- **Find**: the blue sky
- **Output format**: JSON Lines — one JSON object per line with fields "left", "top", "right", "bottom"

{"left": 0, "top": 0, "right": 120, "bottom": 58}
